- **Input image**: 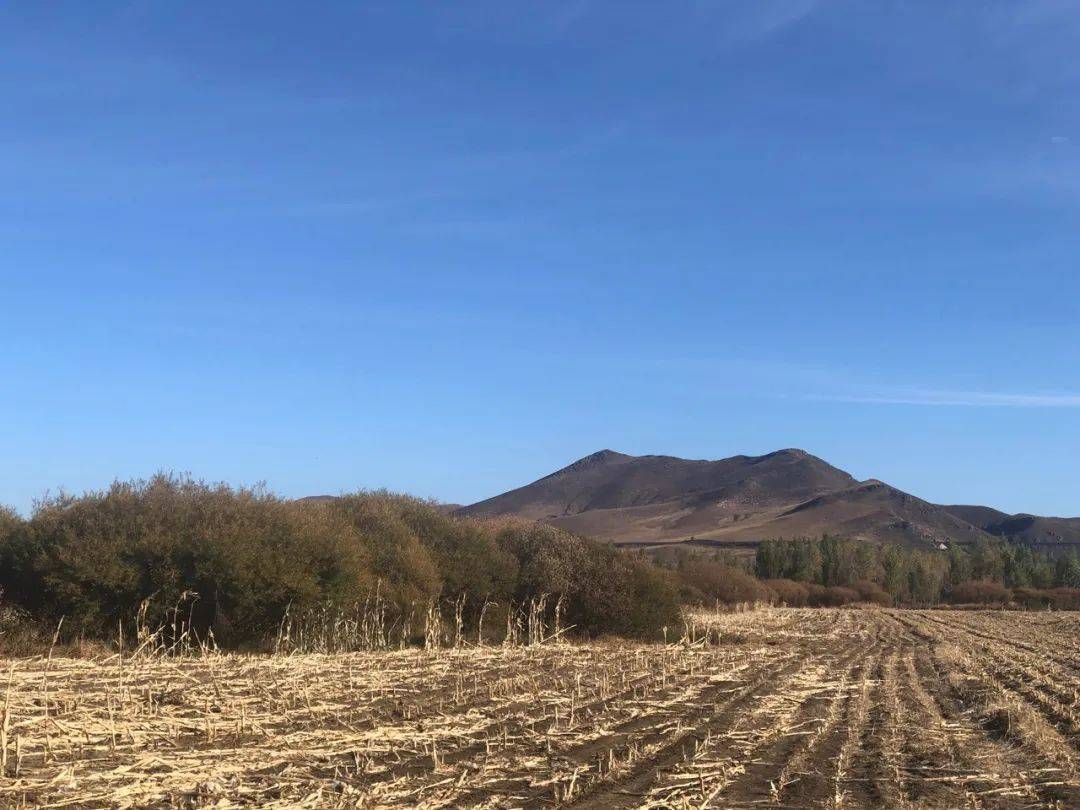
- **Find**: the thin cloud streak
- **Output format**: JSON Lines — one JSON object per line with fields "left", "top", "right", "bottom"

{"left": 810, "top": 389, "right": 1080, "bottom": 408}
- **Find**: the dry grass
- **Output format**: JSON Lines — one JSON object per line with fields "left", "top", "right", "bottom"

{"left": 4, "top": 608, "right": 1080, "bottom": 807}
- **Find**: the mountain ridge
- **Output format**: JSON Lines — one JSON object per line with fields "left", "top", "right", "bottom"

{"left": 457, "top": 449, "right": 1076, "bottom": 550}
{"left": 940, "top": 504, "right": 1080, "bottom": 547}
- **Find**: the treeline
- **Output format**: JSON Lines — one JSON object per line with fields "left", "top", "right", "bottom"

{"left": 0, "top": 475, "right": 681, "bottom": 649}
{"left": 653, "top": 548, "right": 893, "bottom": 608}
{"left": 752, "top": 536, "right": 1080, "bottom": 606}
{"left": 4, "top": 476, "right": 1077, "bottom": 653}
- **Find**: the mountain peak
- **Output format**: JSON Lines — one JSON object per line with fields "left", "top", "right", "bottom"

{"left": 557, "top": 449, "right": 631, "bottom": 474}
{"left": 458, "top": 447, "right": 1071, "bottom": 551}
{"left": 457, "top": 447, "right": 1011, "bottom": 550}
{"left": 461, "top": 446, "right": 856, "bottom": 526}
{"left": 760, "top": 448, "right": 829, "bottom": 463}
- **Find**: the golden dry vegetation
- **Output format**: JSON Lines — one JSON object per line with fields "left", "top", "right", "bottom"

{"left": 3, "top": 608, "right": 1080, "bottom": 808}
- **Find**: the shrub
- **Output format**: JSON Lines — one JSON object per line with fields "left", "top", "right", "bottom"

{"left": 1048, "top": 588, "right": 1080, "bottom": 610}
{"left": 495, "top": 522, "right": 681, "bottom": 640}
{"left": 852, "top": 580, "right": 893, "bottom": 606}
{"left": 1011, "top": 587, "right": 1080, "bottom": 610}
{"left": 323, "top": 494, "right": 442, "bottom": 608}
{"left": 19, "top": 476, "right": 375, "bottom": 644}
{"left": 620, "top": 558, "right": 683, "bottom": 639}
{"left": 949, "top": 579, "right": 1011, "bottom": 605}
{"left": 763, "top": 578, "right": 810, "bottom": 606}
{"left": 675, "top": 557, "right": 771, "bottom": 605}
{"left": 0, "top": 507, "right": 36, "bottom": 608}
{"left": 1011, "top": 587, "right": 1051, "bottom": 610}
{"left": 0, "top": 478, "right": 684, "bottom": 646}
{"left": 806, "top": 585, "right": 860, "bottom": 607}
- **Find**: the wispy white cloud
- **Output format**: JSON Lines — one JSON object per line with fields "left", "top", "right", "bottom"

{"left": 809, "top": 388, "right": 1080, "bottom": 408}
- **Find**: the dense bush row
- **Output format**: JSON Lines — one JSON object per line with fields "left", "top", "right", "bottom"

{"left": 946, "top": 579, "right": 1080, "bottom": 609}
{"left": 0, "top": 476, "right": 683, "bottom": 647}
{"left": 650, "top": 547, "right": 894, "bottom": 608}
{"left": 753, "top": 536, "right": 1080, "bottom": 606}
{"left": 4, "top": 477, "right": 1078, "bottom": 652}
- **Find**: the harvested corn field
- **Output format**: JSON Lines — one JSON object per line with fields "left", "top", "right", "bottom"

{"left": 4, "top": 608, "right": 1080, "bottom": 808}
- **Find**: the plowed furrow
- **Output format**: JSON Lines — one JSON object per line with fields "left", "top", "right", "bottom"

{"left": 421, "top": 649, "right": 795, "bottom": 807}
{"left": 911, "top": 641, "right": 1066, "bottom": 808}
{"left": 583, "top": 638, "right": 870, "bottom": 809}
{"left": 547, "top": 650, "right": 822, "bottom": 808}
{"left": 717, "top": 647, "right": 874, "bottom": 808}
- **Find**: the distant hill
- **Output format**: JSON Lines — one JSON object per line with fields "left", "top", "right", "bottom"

{"left": 458, "top": 448, "right": 855, "bottom": 519}
{"left": 941, "top": 505, "right": 1080, "bottom": 548}
{"left": 457, "top": 449, "right": 1071, "bottom": 550}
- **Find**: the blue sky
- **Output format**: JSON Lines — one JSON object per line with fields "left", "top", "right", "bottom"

{"left": 2, "top": 1, "right": 1078, "bottom": 516}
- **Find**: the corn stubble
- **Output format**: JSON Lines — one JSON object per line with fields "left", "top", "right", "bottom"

{"left": 3, "top": 607, "right": 1080, "bottom": 808}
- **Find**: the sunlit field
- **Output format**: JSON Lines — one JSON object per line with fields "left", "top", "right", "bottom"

{"left": 2, "top": 608, "right": 1079, "bottom": 808}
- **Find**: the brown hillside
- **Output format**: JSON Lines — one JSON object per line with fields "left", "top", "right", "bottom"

{"left": 941, "top": 505, "right": 1080, "bottom": 548}
{"left": 459, "top": 449, "right": 997, "bottom": 550}
{"left": 458, "top": 448, "right": 855, "bottom": 521}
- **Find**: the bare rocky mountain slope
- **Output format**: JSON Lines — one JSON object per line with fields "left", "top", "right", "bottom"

{"left": 458, "top": 449, "right": 1068, "bottom": 549}
{"left": 941, "top": 504, "right": 1080, "bottom": 548}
